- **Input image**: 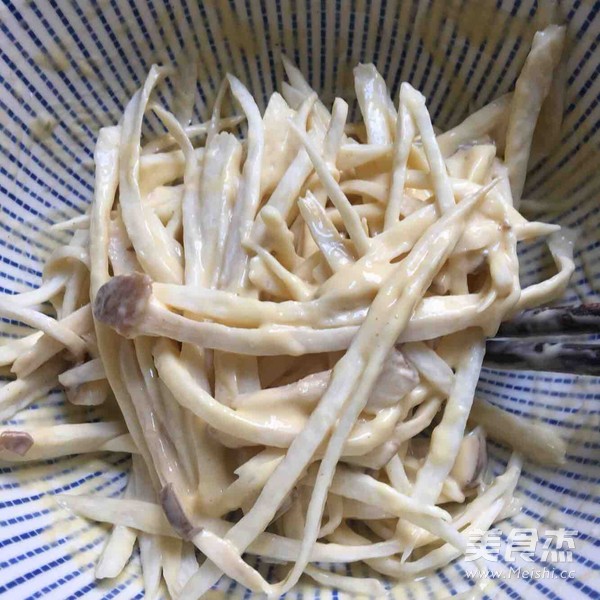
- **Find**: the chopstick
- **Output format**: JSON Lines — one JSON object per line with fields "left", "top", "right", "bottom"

{"left": 496, "top": 303, "right": 600, "bottom": 337}
{"left": 484, "top": 304, "right": 600, "bottom": 375}
{"left": 485, "top": 339, "right": 600, "bottom": 375}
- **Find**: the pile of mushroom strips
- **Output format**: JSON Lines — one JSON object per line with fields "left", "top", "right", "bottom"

{"left": 0, "top": 25, "right": 572, "bottom": 599}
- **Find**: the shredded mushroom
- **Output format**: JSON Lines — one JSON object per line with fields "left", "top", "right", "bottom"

{"left": 0, "top": 26, "right": 571, "bottom": 599}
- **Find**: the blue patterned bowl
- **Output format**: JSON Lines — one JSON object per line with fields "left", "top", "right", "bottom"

{"left": 0, "top": 1, "right": 598, "bottom": 598}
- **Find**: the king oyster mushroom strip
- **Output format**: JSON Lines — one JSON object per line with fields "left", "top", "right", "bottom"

{"left": 0, "top": 24, "right": 573, "bottom": 598}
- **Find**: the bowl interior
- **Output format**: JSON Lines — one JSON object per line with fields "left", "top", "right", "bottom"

{"left": 0, "top": 1, "right": 599, "bottom": 598}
